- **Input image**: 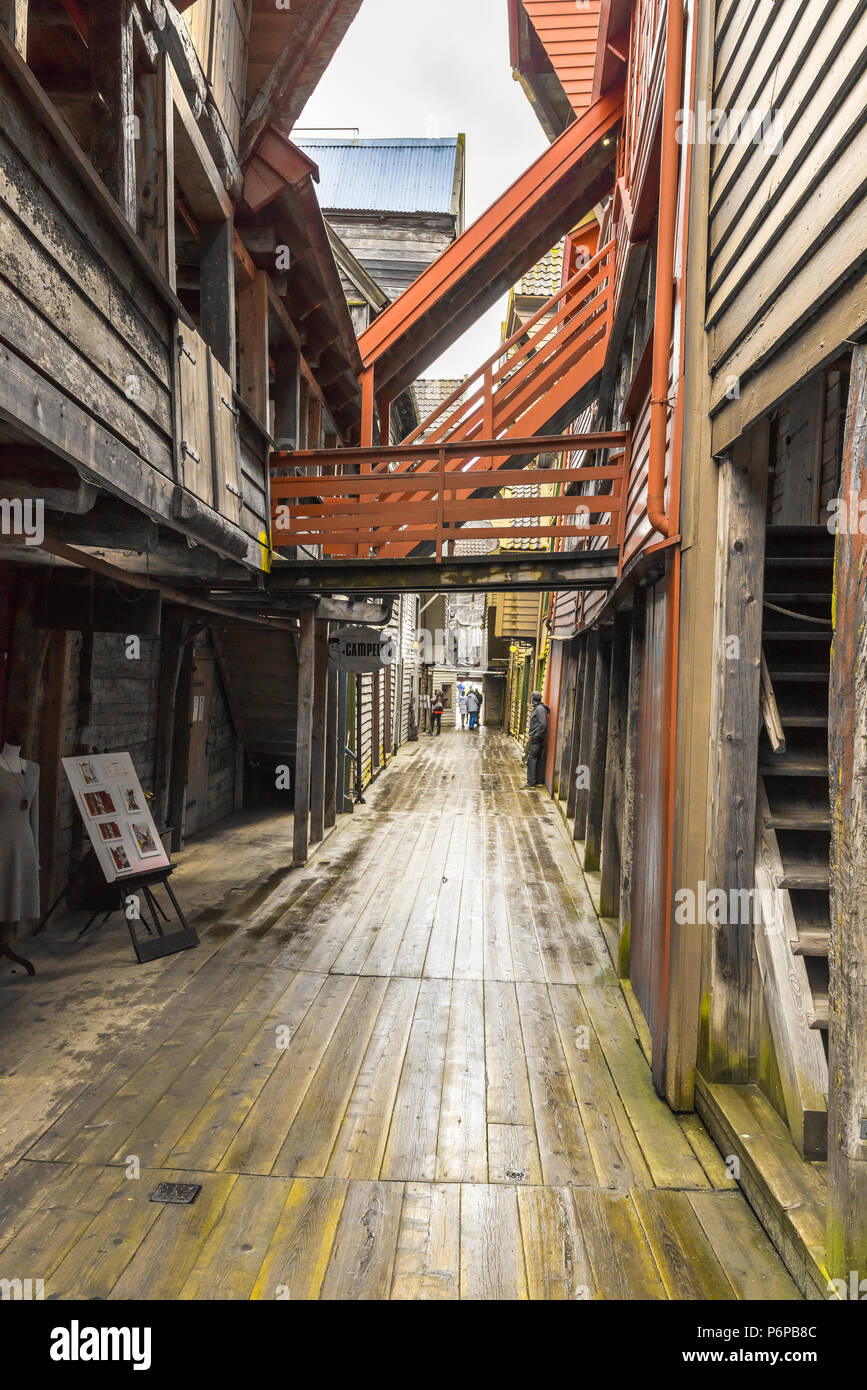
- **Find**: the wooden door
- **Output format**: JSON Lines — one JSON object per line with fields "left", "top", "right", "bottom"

{"left": 185, "top": 652, "right": 214, "bottom": 836}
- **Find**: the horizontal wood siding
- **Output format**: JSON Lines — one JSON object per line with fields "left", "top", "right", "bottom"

{"left": 0, "top": 80, "right": 174, "bottom": 476}
{"left": 707, "top": 0, "right": 867, "bottom": 445}
{"left": 523, "top": 0, "right": 604, "bottom": 115}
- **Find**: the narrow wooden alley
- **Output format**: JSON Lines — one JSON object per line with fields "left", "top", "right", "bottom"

{"left": 0, "top": 732, "right": 799, "bottom": 1300}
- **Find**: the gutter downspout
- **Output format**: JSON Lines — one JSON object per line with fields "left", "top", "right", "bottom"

{"left": 647, "top": 0, "right": 685, "bottom": 538}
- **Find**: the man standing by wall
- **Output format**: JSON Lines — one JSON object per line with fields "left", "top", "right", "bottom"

{"left": 522, "top": 691, "right": 548, "bottom": 789}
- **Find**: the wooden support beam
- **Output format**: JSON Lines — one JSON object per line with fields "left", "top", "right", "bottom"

{"left": 324, "top": 662, "right": 338, "bottom": 829}
{"left": 599, "top": 610, "right": 631, "bottom": 916}
{"left": 309, "top": 620, "right": 328, "bottom": 845}
{"left": 200, "top": 215, "right": 236, "bottom": 378}
{"left": 573, "top": 629, "right": 599, "bottom": 840}
{"left": 0, "top": 0, "right": 28, "bottom": 55}
{"left": 583, "top": 627, "right": 611, "bottom": 870}
{"left": 4, "top": 573, "right": 50, "bottom": 757}
{"left": 88, "top": 0, "right": 136, "bottom": 226}
{"left": 38, "top": 630, "right": 72, "bottom": 907}
{"left": 701, "top": 419, "right": 769, "bottom": 1082}
{"left": 293, "top": 607, "right": 315, "bottom": 865}
{"left": 360, "top": 365, "right": 375, "bottom": 450}
{"left": 272, "top": 342, "right": 300, "bottom": 451}
{"left": 238, "top": 270, "right": 269, "bottom": 428}
{"left": 618, "top": 589, "right": 644, "bottom": 976}
{"left": 167, "top": 627, "right": 195, "bottom": 852}
{"left": 153, "top": 607, "right": 189, "bottom": 828}
{"left": 827, "top": 343, "right": 867, "bottom": 1281}
{"left": 564, "top": 638, "right": 585, "bottom": 819}
{"left": 137, "top": 52, "right": 175, "bottom": 288}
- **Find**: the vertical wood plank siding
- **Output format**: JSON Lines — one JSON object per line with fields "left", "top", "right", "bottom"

{"left": 707, "top": 0, "right": 867, "bottom": 451}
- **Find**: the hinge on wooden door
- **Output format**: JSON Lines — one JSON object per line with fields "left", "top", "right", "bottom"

{"left": 177, "top": 336, "right": 197, "bottom": 365}
{"left": 181, "top": 441, "right": 201, "bottom": 464}
{"left": 225, "top": 482, "right": 242, "bottom": 498}
{"left": 220, "top": 393, "right": 240, "bottom": 417}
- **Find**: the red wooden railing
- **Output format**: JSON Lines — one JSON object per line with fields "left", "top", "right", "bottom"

{"left": 396, "top": 240, "right": 614, "bottom": 457}
{"left": 271, "top": 433, "right": 628, "bottom": 560}
{"left": 270, "top": 241, "right": 619, "bottom": 560}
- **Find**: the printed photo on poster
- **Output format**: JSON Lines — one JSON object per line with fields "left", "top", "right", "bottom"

{"left": 110, "top": 843, "right": 132, "bottom": 874}
{"left": 78, "top": 759, "right": 99, "bottom": 787}
{"left": 120, "top": 786, "right": 142, "bottom": 814}
{"left": 97, "top": 820, "right": 123, "bottom": 843}
{"left": 131, "top": 821, "right": 160, "bottom": 858}
{"left": 83, "top": 789, "right": 117, "bottom": 818}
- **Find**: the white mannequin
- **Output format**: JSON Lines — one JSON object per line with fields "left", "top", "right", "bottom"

{"left": 0, "top": 742, "right": 25, "bottom": 774}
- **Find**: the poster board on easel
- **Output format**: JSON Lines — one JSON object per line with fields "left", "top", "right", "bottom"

{"left": 62, "top": 753, "right": 170, "bottom": 882}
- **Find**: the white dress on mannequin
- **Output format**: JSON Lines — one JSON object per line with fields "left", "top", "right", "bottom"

{"left": 0, "top": 744, "right": 40, "bottom": 920}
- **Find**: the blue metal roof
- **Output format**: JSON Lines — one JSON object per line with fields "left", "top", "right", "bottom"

{"left": 296, "top": 138, "right": 461, "bottom": 216}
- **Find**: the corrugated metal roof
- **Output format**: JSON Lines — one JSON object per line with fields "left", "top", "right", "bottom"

{"left": 296, "top": 138, "right": 461, "bottom": 215}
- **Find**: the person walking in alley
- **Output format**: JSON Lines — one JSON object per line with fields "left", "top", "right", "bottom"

{"left": 522, "top": 691, "right": 548, "bottom": 788}
{"left": 466, "top": 686, "right": 482, "bottom": 730}
{"left": 458, "top": 689, "right": 469, "bottom": 729}
{"left": 430, "top": 690, "right": 444, "bottom": 736}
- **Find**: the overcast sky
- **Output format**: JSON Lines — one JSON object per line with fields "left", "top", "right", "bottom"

{"left": 294, "top": 0, "right": 548, "bottom": 380}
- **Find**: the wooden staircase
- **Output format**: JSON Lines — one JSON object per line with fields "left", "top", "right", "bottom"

{"left": 754, "top": 525, "right": 833, "bottom": 1159}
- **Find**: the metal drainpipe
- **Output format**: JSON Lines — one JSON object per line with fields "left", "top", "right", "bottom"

{"left": 647, "top": 0, "right": 685, "bottom": 538}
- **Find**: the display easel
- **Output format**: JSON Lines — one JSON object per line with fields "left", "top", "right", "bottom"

{"left": 101, "top": 864, "right": 198, "bottom": 964}
{"left": 35, "top": 850, "right": 199, "bottom": 963}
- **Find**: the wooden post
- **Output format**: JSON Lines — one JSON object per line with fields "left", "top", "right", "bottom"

{"left": 564, "top": 638, "right": 586, "bottom": 819}
{"left": 583, "top": 627, "right": 611, "bottom": 869}
{"left": 555, "top": 642, "right": 576, "bottom": 801}
{"left": 0, "top": 0, "right": 28, "bottom": 56}
{"left": 293, "top": 607, "right": 315, "bottom": 865}
{"left": 337, "top": 670, "right": 351, "bottom": 814}
{"left": 238, "top": 270, "right": 269, "bottom": 427}
{"left": 827, "top": 344, "right": 867, "bottom": 1281}
{"left": 167, "top": 631, "right": 195, "bottom": 852}
{"left": 600, "top": 611, "right": 631, "bottom": 916}
{"left": 573, "top": 629, "right": 599, "bottom": 840}
{"left": 360, "top": 365, "right": 375, "bottom": 448}
{"left": 701, "top": 420, "right": 769, "bottom": 1082}
{"left": 273, "top": 343, "right": 300, "bottom": 450}
{"left": 309, "top": 620, "right": 328, "bottom": 845}
{"left": 371, "top": 670, "right": 381, "bottom": 770}
{"left": 137, "top": 52, "right": 175, "bottom": 287}
{"left": 618, "top": 590, "right": 645, "bottom": 976}
{"left": 88, "top": 0, "right": 137, "bottom": 227}
{"left": 324, "top": 661, "right": 338, "bottom": 829}
{"left": 5, "top": 575, "right": 50, "bottom": 758}
{"left": 38, "top": 631, "right": 72, "bottom": 906}
{"left": 154, "top": 607, "right": 189, "bottom": 828}
{"left": 200, "top": 216, "right": 236, "bottom": 378}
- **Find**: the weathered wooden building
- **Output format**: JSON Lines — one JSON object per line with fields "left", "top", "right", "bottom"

{"left": 505, "top": 0, "right": 867, "bottom": 1292}
{"left": 267, "top": 0, "right": 867, "bottom": 1294}
{"left": 0, "top": 0, "right": 389, "bottom": 905}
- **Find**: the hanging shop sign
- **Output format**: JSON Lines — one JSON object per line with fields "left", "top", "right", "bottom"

{"left": 63, "top": 753, "right": 170, "bottom": 883}
{"left": 328, "top": 626, "right": 397, "bottom": 673}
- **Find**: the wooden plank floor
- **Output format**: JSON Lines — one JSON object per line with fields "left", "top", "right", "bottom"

{"left": 0, "top": 731, "right": 800, "bottom": 1299}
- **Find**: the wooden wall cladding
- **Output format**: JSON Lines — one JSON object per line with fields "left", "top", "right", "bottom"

{"left": 183, "top": 0, "right": 252, "bottom": 151}
{"left": 706, "top": 0, "right": 867, "bottom": 447}
{"left": 0, "top": 77, "right": 174, "bottom": 476}
{"left": 176, "top": 322, "right": 244, "bottom": 525}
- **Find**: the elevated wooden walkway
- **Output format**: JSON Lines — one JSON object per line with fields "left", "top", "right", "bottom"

{"left": 0, "top": 733, "right": 799, "bottom": 1299}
